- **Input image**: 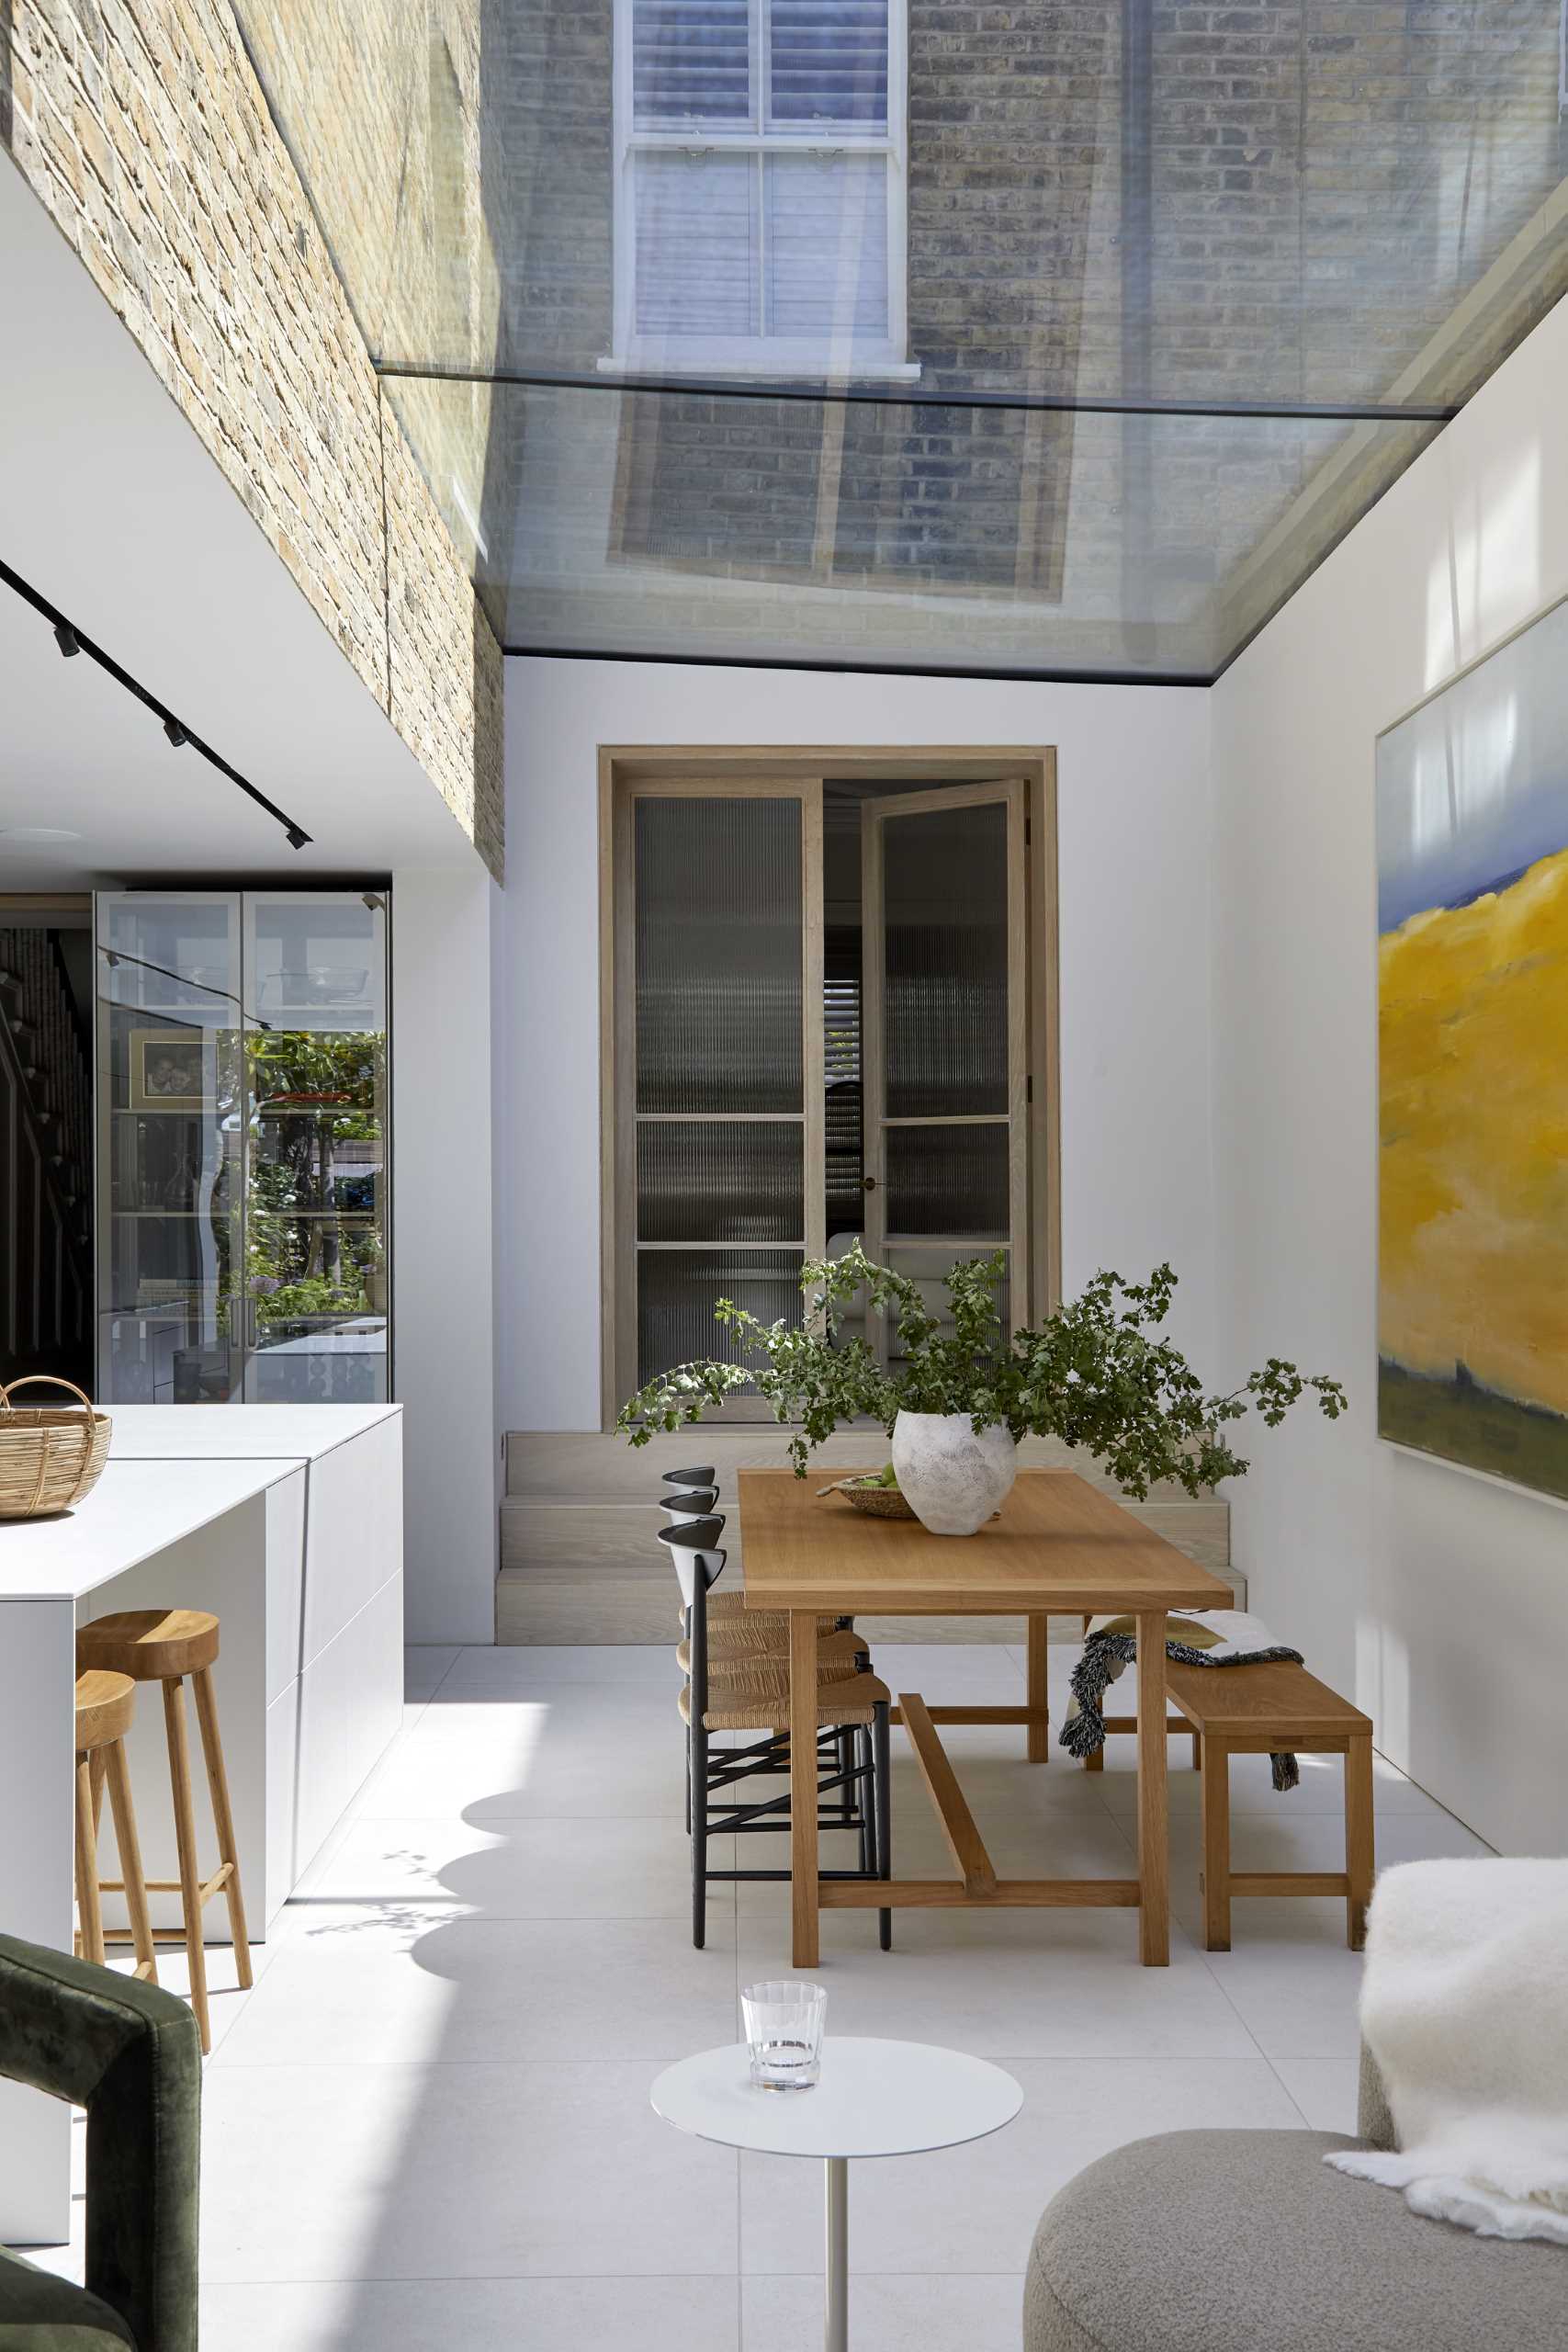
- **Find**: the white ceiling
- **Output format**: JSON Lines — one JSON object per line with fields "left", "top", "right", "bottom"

{"left": 0, "top": 155, "right": 482, "bottom": 891}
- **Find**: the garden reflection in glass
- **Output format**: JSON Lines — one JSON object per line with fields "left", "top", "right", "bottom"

{"left": 243, "top": 895, "right": 389, "bottom": 1403}
{"left": 95, "top": 890, "right": 389, "bottom": 1406}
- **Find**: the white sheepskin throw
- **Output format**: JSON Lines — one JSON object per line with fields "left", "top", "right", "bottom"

{"left": 1326, "top": 1857, "right": 1568, "bottom": 2243}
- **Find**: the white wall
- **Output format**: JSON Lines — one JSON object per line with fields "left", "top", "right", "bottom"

{"left": 498, "top": 660, "right": 1216, "bottom": 1433}
{"left": 1212, "top": 295, "right": 1568, "bottom": 1857}
{"left": 393, "top": 866, "right": 501, "bottom": 1642}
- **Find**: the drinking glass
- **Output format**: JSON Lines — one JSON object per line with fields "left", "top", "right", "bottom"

{"left": 741, "top": 1980, "right": 827, "bottom": 2091}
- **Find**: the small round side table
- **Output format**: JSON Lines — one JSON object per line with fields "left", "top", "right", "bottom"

{"left": 650, "top": 2036, "right": 1022, "bottom": 2351}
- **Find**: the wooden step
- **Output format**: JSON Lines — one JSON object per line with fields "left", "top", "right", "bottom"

{"left": 498, "top": 1430, "right": 1235, "bottom": 1646}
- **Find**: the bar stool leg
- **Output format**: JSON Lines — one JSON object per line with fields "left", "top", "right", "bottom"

{"left": 104, "top": 1736, "right": 159, "bottom": 1984}
{"left": 89, "top": 1746, "right": 108, "bottom": 1836}
{"left": 192, "top": 1666, "right": 254, "bottom": 1988}
{"left": 74, "top": 1756, "right": 106, "bottom": 1967}
{"left": 162, "top": 1676, "right": 211, "bottom": 2052}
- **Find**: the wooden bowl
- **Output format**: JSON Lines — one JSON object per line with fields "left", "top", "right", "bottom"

{"left": 833, "top": 1478, "right": 917, "bottom": 1521}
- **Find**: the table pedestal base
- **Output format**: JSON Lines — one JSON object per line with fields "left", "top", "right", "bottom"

{"left": 825, "top": 2154, "right": 848, "bottom": 2351}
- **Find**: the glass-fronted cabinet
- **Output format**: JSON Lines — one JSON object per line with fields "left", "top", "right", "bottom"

{"left": 96, "top": 889, "right": 389, "bottom": 1405}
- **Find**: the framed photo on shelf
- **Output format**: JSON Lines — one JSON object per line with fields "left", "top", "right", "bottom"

{"left": 130, "top": 1028, "right": 209, "bottom": 1112}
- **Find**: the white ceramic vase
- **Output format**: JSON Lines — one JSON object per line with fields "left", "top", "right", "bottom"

{"left": 890, "top": 1410, "right": 1018, "bottom": 1536}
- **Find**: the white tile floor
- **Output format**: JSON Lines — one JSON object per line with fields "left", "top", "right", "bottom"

{"left": 26, "top": 1639, "right": 1495, "bottom": 2349}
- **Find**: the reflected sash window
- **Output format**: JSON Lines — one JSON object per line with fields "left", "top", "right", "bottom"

{"left": 613, "top": 0, "right": 908, "bottom": 374}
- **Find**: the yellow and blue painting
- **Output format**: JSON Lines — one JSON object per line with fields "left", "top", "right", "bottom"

{"left": 1379, "top": 595, "right": 1568, "bottom": 1498}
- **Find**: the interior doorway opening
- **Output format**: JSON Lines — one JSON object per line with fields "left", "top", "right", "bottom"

{"left": 0, "top": 895, "right": 95, "bottom": 1395}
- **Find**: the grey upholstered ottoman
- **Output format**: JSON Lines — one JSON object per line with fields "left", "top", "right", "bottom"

{"left": 1023, "top": 2051, "right": 1564, "bottom": 2352}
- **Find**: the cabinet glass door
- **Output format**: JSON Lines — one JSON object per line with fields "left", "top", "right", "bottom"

{"left": 241, "top": 893, "right": 389, "bottom": 1402}
{"left": 96, "top": 894, "right": 244, "bottom": 1402}
{"left": 861, "top": 783, "right": 1028, "bottom": 1366}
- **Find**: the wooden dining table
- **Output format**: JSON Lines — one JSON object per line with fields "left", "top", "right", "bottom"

{"left": 739, "top": 1465, "right": 1235, "bottom": 1968}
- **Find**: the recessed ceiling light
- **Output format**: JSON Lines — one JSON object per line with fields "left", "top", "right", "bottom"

{"left": 0, "top": 826, "right": 84, "bottom": 842}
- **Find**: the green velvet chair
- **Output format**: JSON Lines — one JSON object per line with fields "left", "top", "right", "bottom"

{"left": 0, "top": 1935, "right": 199, "bottom": 2349}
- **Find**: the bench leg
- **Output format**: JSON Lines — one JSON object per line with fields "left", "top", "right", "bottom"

{"left": 1345, "top": 1734, "right": 1374, "bottom": 1951}
{"left": 1201, "top": 1738, "right": 1231, "bottom": 1951}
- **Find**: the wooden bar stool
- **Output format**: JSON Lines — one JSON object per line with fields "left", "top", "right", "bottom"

{"left": 75, "top": 1609, "right": 252, "bottom": 2052}
{"left": 74, "top": 1669, "right": 157, "bottom": 1983}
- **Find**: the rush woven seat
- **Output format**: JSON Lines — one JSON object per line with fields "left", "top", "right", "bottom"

{"left": 677, "top": 1624, "right": 865, "bottom": 1681}
{"left": 682, "top": 1588, "right": 851, "bottom": 1647}
{"left": 680, "top": 1669, "right": 892, "bottom": 1735}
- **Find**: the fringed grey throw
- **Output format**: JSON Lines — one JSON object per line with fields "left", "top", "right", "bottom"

{"left": 1059, "top": 1616, "right": 1304, "bottom": 1790}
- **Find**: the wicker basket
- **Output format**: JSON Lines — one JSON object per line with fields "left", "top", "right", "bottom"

{"left": 0, "top": 1375, "right": 112, "bottom": 1520}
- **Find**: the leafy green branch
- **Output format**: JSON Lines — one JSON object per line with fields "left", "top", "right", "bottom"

{"left": 616, "top": 1243, "right": 1346, "bottom": 1494}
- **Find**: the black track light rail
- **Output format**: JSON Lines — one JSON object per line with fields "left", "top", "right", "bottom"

{"left": 374, "top": 357, "right": 1461, "bottom": 427}
{"left": 0, "top": 555, "right": 312, "bottom": 851}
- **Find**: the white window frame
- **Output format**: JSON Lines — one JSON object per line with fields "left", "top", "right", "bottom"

{"left": 603, "top": 0, "right": 917, "bottom": 379}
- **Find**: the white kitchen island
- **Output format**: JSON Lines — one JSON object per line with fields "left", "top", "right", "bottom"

{"left": 0, "top": 1404, "right": 402, "bottom": 2243}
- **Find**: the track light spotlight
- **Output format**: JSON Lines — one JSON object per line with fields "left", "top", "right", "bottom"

{"left": 3, "top": 555, "right": 310, "bottom": 852}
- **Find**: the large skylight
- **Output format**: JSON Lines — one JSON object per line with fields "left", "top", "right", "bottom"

{"left": 235, "top": 1, "right": 1568, "bottom": 679}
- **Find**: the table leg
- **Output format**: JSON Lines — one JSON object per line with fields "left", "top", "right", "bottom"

{"left": 790, "top": 1610, "right": 820, "bottom": 1970}
{"left": 1345, "top": 1734, "right": 1374, "bottom": 1951}
{"left": 825, "top": 2154, "right": 849, "bottom": 2352}
{"left": 1134, "top": 1610, "right": 1169, "bottom": 1966}
{"left": 1025, "top": 1613, "right": 1049, "bottom": 1762}
{"left": 1201, "top": 1738, "right": 1231, "bottom": 1951}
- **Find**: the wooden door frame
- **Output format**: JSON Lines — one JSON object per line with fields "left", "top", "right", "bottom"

{"left": 597, "top": 745, "right": 1060, "bottom": 1431}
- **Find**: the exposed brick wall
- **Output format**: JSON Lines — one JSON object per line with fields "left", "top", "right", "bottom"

{"left": 0, "top": 0, "right": 503, "bottom": 876}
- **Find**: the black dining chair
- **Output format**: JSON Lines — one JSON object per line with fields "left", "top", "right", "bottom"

{"left": 660, "top": 1515, "right": 891, "bottom": 1951}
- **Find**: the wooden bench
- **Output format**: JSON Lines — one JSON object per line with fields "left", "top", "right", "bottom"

{"left": 1157, "top": 1657, "right": 1374, "bottom": 1952}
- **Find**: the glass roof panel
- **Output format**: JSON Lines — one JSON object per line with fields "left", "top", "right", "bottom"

{"left": 384, "top": 376, "right": 1438, "bottom": 677}
{"left": 235, "top": 2, "right": 1567, "bottom": 676}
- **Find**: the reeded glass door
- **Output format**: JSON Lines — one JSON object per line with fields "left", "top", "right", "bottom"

{"left": 241, "top": 892, "right": 389, "bottom": 1402}
{"left": 861, "top": 782, "right": 1029, "bottom": 1364}
{"left": 620, "top": 781, "right": 824, "bottom": 1404}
